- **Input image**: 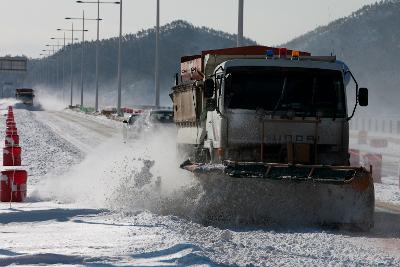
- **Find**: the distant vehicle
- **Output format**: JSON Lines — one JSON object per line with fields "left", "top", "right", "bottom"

{"left": 124, "top": 112, "right": 143, "bottom": 125}
{"left": 15, "top": 88, "right": 34, "bottom": 105}
{"left": 123, "top": 109, "right": 173, "bottom": 126}
{"left": 101, "top": 106, "right": 117, "bottom": 116}
{"left": 122, "top": 109, "right": 174, "bottom": 141}
{"left": 148, "top": 109, "right": 174, "bottom": 124}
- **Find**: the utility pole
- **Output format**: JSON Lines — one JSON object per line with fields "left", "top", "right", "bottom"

{"left": 237, "top": 0, "right": 244, "bottom": 47}
{"left": 155, "top": 0, "right": 160, "bottom": 108}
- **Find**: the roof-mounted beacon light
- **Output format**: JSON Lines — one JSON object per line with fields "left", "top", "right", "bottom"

{"left": 291, "top": 50, "right": 300, "bottom": 60}
{"left": 279, "top": 48, "right": 288, "bottom": 59}
{"left": 266, "top": 49, "right": 274, "bottom": 59}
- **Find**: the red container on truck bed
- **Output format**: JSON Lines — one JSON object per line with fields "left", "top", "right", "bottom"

{"left": 180, "top": 46, "right": 311, "bottom": 82}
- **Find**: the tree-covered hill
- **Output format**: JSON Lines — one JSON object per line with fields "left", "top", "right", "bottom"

{"left": 26, "top": 20, "right": 255, "bottom": 107}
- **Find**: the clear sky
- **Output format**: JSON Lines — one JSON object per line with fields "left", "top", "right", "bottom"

{"left": 0, "top": 0, "right": 378, "bottom": 58}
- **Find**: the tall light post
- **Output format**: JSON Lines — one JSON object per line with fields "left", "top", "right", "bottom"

{"left": 52, "top": 35, "right": 67, "bottom": 104}
{"left": 52, "top": 35, "right": 79, "bottom": 105}
{"left": 58, "top": 24, "right": 87, "bottom": 107}
{"left": 41, "top": 49, "right": 52, "bottom": 86}
{"left": 66, "top": 13, "right": 99, "bottom": 108}
{"left": 38, "top": 54, "right": 45, "bottom": 84}
{"left": 39, "top": 53, "right": 50, "bottom": 85}
{"left": 46, "top": 43, "right": 63, "bottom": 92}
{"left": 116, "top": 0, "right": 123, "bottom": 115}
{"left": 155, "top": 0, "right": 160, "bottom": 108}
{"left": 237, "top": 0, "right": 244, "bottom": 47}
{"left": 77, "top": 0, "right": 120, "bottom": 112}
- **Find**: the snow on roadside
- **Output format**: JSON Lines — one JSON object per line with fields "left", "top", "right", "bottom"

{"left": 19, "top": 111, "right": 84, "bottom": 186}
{"left": 64, "top": 109, "right": 122, "bottom": 129}
{"left": 0, "top": 108, "right": 83, "bottom": 187}
{"left": 375, "top": 176, "right": 400, "bottom": 206}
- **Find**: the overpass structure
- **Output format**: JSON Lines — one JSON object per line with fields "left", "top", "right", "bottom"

{"left": 0, "top": 57, "right": 28, "bottom": 98}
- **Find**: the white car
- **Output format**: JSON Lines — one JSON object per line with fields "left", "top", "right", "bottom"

{"left": 122, "top": 109, "right": 174, "bottom": 141}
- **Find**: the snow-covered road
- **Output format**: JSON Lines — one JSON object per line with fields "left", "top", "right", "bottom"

{"left": 1, "top": 106, "right": 400, "bottom": 266}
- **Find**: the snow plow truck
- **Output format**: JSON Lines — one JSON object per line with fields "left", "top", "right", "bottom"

{"left": 16, "top": 88, "right": 34, "bottom": 105}
{"left": 171, "top": 46, "right": 374, "bottom": 229}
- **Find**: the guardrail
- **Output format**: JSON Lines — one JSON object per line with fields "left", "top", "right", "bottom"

{"left": 350, "top": 117, "right": 400, "bottom": 135}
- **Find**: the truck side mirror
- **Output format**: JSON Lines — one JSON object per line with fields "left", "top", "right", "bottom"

{"left": 204, "top": 79, "right": 215, "bottom": 98}
{"left": 358, "top": 88, "right": 368, "bottom": 107}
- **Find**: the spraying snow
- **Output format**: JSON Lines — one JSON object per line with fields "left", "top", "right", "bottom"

{"left": 34, "top": 116, "right": 200, "bottom": 217}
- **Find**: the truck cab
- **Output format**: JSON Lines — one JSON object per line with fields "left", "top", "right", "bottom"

{"left": 15, "top": 88, "right": 34, "bottom": 105}
{"left": 171, "top": 46, "right": 368, "bottom": 166}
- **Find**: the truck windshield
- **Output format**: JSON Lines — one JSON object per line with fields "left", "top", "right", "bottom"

{"left": 224, "top": 67, "right": 346, "bottom": 118}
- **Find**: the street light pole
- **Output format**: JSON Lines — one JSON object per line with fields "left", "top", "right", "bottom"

{"left": 66, "top": 13, "right": 96, "bottom": 108}
{"left": 71, "top": 23, "right": 74, "bottom": 107}
{"left": 39, "top": 53, "right": 48, "bottom": 85}
{"left": 45, "top": 46, "right": 55, "bottom": 85}
{"left": 42, "top": 49, "right": 52, "bottom": 86}
{"left": 55, "top": 43, "right": 59, "bottom": 92}
{"left": 80, "top": 10, "right": 85, "bottom": 107}
{"left": 116, "top": 0, "right": 123, "bottom": 115}
{"left": 77, "top": 0, "right": 119, "bottom": 112}
{"left": 58, "top": 25, "right": 87, "bottom": 107}
{"left": 63, "top": 34, "right": 66, "bottom": 104}
{"left": 52, "top": 34, "right": 78, "bottom": 105}
{"left": 96, "top": 0, "right": 100, "bottom": 111}
{"left": 155, "top": 0, "right": 160, "bottom": 108}
{"left": 47, "top": 43, "right": 63, "bottom": 93}
{"left": 237, "top": 0, "right": 244, "bottom": 47}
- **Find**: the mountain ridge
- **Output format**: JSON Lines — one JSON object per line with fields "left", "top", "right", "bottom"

{"left": 26, "top": 20, "right": 256, "bottom": 106}
{"left": 284, "top": 0, "right": 400, "bottom": 113}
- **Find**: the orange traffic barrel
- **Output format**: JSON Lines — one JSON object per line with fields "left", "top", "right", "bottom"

{"left": 6, "top": 126, "right": 18, "bottom": 133}
{"left": 3, "top": 146, "right": 21, "bottom": 166}
{"left": 6, "top": 129, "right": 17, "bottom": 136}
{"left": 6, "top": 121, "right": 16, "bottom": 128}
{"left": 6, "top": 125, "right": 17, "bottom": 131}
{"left": 5, "top": 135, "right": 19, "bottom": 146}
{"left": 0, "top": 170, "right": 27, "bottom": 202}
